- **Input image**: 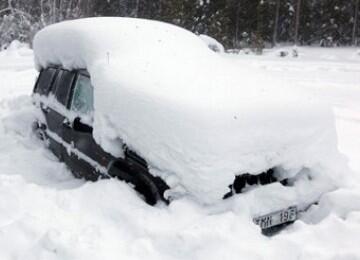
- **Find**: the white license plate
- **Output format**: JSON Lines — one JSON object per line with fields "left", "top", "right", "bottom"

{"left": 253, "top": 206, "right": 297, "bottom": 229}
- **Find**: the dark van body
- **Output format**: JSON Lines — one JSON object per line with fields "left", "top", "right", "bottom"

{"left": 32, "top": 67, "right": 169, "bottom": 205}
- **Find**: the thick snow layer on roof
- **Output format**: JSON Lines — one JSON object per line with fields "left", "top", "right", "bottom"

{"left": 33, "top": 18, "right": 346, "bottom": 203}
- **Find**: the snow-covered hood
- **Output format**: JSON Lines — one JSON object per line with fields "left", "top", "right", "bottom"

{"left": 33, "top": 17, "right": 344, "bottom": 203}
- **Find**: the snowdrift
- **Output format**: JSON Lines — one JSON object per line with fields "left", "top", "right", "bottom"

{"left": 33, "top": 18, "right": 346, "bottom": 204}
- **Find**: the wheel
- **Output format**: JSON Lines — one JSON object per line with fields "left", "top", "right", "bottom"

{"left": 133, "top": 172, "right": 166, "bottom": 205}
{"left": 108, "top": 160, "right": 169, "bottom": 206}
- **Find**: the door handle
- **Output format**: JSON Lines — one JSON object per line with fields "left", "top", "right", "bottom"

{"left": 72, "top": 117, "right": 93, "bottom": 133}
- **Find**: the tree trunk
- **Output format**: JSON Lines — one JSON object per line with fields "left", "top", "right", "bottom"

{"left": 353, "top": 0, "right": 359, "bottom": 46}
{"left": 8, "top": 0, "right": 14, "bottom": 14}
{"left": 294, "top": 0, "right": 301, "bottom": 45}
{"left": 52, "top": 0, "right": 57, "bottom": 23}
{"left": 272, "top": 0, "right": 280, "bottom": 47}
{"left": 255, "top": 0, "right": 265, "bottom": 54}
{"left": 135, "top": 0, "right": 139, "bottom": 17}
{"left": 235, "top": 2, "right": 241, "bottom": 48}
{"left": 40, "top": 0, "right": 45, "bottom": 25}
{"left": 79, "top": 0, "right": 93, "bottom": 17}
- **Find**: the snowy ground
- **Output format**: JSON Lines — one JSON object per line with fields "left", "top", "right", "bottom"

{"left": 0, "top": 44, "right": 360, "bottom": 260}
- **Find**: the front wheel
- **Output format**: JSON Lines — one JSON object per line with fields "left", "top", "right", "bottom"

{"left": 134, "top": 172, "right": 168, "bottom": 205}
{"left": 108, "top": 160, "right": 169, "bottom": 206}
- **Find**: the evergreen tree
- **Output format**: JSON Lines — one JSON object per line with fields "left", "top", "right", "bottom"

{"left": 0, "top": 0, "right": 359, "bottom": 49}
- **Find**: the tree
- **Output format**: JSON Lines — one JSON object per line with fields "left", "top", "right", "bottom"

{"left": 294, "top": 0, "right": 301, "bottom": 45}
{"left": 272, "top": 0, "right": 281, "bottom": 46}
{"left": 0, "top": 0, "right": 359, "bottom": 49}
{"left": 192, "top": 0, "right": 232, "bottom": 46}
{"left": 353, "top": 0, "right": 359, "bottom": 46}
{"left": 254, "top": 0, "right": 265, "bottom": 53}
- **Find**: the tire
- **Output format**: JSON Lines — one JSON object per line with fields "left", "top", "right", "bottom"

{"left": 133, "top": 172, "right": 165, "bottom": 205}
{"left": 108, "top": 160, "right": 169, "bottom": 206}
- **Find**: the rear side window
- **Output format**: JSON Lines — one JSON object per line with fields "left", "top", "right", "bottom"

{"left": 34, "top": 68, "right": 57, "bottom": 95}
{"left": 70, "top": 74, "right": 94, "bottom": 115}
{"left": 53, "top": 70, "right": 76, "bottom": 106}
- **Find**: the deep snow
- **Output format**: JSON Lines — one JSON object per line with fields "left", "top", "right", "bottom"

{"left": 0, "top": 42, "right": 360, "bottom": 259}
{"left": 33, "top": 18, "right": 346, "bottom": 203}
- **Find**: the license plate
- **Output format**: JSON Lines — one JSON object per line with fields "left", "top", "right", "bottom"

{"left": 253, "top": 206, "right": 297, "bottom": 229}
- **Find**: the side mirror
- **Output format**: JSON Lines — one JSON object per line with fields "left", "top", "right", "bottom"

{"left": 73, "top": 117, "right": 93, "bottom": 134}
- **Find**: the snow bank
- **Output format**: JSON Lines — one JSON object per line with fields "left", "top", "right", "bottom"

{"left": 1, "top": 44, "right": 360, "bottom": 259}
{"left": 1, "top": 40, "right": 32, "bottom": 57}
{"left": 33, "top": 18, "right": 346, "bottom": 203}
{"left": 0, "top": 40, "right": 34, "bottom": 72}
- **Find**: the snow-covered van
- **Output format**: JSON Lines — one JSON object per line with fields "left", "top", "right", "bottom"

{"left": 32, "top": 17, "right": 346, "bottom": 232}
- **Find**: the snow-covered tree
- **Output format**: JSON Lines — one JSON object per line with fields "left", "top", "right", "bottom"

{"left": 0, "top": 0, "right": 359, "bottom": 49}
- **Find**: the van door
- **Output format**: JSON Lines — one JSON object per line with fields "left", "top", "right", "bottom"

{"left": 61, "top": 72, "right": 114, "bottom": 180}
{"left": 33, "top": 67, "right": 68, "bottom": 159}
{"left": 46, "top": 69, "right": 76, "bottom": 160}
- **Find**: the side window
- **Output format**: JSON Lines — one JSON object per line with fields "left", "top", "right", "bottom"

{"left": 53, "top": 70, "right": 76, "bottom": 106}
{"left": 70, "top": 74, "right": 94, "bottom": 115}
{"left": 34, "top": 68, "right": 57, "bottom": 95}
